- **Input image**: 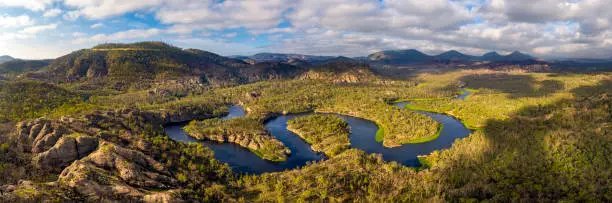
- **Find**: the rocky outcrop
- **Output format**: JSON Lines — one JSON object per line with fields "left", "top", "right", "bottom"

{"left": 33, "top": 135, "right": 98, "bottom": 171}
{"left": 299, "top": 61, "right": 378, "bottom": 83}
{"left": 196, "top": 131, "right": 289, "bottom": 154}
{"left": 300, "top": 69, "right": 375, "bottom": 83}
{"left": 58, "top": 142, "right": 179, "bottom": 201}
{"left": 17, "top": 119, "right": 72, "bottom": 154}
{"left": 7, "top": 107, "right": 233, "bottom": 201}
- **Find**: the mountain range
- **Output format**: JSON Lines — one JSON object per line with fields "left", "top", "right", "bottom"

{"left": 231, "top": 49, "right": 537, "bottom": 66}
{"left": 367, "top": 49, "right": 536, "bottom": 65}
{"left": 3, "top": 41, "right": 607, "bottom": 87}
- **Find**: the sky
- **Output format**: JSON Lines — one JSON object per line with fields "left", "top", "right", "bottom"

{"left": 1, "top": 0, "right": 612, "bottom": 59}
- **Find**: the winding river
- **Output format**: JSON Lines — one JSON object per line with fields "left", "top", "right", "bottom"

{"left": 165, "top": 89, "right": 473, "bottom": 174}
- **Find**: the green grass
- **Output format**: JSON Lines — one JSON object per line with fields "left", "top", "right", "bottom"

{"left": 417, "top": 155, "right": 433, "bottom": 169}
{"left": 463, "top": 87, "right": 479, "bottom": 92}
{"left": 249, "top": 149, "right": 286, "bottom": 162}
{"left": 375, "top": 123, "right": 385, "bottom": 143}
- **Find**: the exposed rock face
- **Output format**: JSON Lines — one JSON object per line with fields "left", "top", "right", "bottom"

{"left": 299, "top": 61, "right": 378, "bottom": 83}
{"left": 59, "top": 142, "right": 178, "bottom": 201}
{"left": 300, "top": 69, "right": 375, "bottom": 83}
{"left": 33, "top": 135, "right": 99, "bottom": 170}
{"left": 195, "top": 131, "right": 286, "bottom": 153}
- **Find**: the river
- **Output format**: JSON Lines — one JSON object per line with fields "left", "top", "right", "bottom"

{"left": 164, "top": 88, "right": 473, "bottom": 174}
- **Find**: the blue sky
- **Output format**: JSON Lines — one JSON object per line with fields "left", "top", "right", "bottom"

{"left": 1, "top": 0, "right": 612, "bottom": 59}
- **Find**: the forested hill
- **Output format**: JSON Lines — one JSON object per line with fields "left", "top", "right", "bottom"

{"left": 0, "top": 55, "right": 15, "bottom": 64}
{"left": 21, "top": 42, "right": 305, "bottom": 90}
{"left": 0, "top": 59, "right": 52, "bottom": 76}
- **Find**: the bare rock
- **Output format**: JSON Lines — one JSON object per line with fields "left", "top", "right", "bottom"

{"left": 59, "top": 142, "right": 179, "bottom": 201}
{"left": 33, "top": 136, "right": 78, "bottom": 170}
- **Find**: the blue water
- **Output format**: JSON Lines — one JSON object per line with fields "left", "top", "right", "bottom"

{"left": 164, "top": 107, "right": 324, "bottom": 174}
{"left": 165, "top": 89, "right": 473, "bottom": 174}
{"left": 457, "top": 88, "right": 473, "bottom": 100}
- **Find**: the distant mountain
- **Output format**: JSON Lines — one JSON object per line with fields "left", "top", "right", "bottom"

{"left": 368, "top": 49, "right": 538, "bottom": 65}
{"left": 228, "top": 55, "right": 250, "bottom": 60}
{"left": 504, "top": 51, "right": 535, "bottom": 61}
{"left": 368, "top": 49, "right": 433, "bottom": 64}
{"left": 436, "top": 50, "right": 476, "bottom": 61}
{"left": 248, "top": 53, "right": 335, "bottom": 63}
{"left": 481, "top": 52, "right": 504, "bottom": 61}
{"left": 0, "top": 55, "right": 15, "bottom": 64}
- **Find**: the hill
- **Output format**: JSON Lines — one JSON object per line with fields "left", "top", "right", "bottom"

{"left": 23, "top": 42, "right": 301, "bottom": 90}
{"left": 0, "top": 55, "right": 15, "bottom": 64}
{"left": 299, "top": 57, "right": 377, "bottom": 83}
{"left": 503, "top": 51, "right": 535, "bottom": 61}
{"left": 0, "top": 59, "right": 52, "bottom": 76}
{"left": 480, "top": 52, "right": 504, "bottom": 61}
{"left": 368, "top": 49, "right": 433, "bottom": 64}
{"left": 436, "top": 50, "right": 476, "bottom": 61}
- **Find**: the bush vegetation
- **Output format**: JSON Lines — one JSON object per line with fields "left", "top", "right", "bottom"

{"left": 184, "top": 118, "right": 290, "bottom": 162}
{"left": 287, "top": 115, "right": 350, "bottom": 156}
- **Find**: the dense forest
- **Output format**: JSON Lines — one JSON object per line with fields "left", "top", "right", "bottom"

{"left": 0, "top": 42, "right": 609, "bottom": 202}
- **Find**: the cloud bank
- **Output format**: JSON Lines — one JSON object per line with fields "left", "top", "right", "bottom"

{"left": 1, "top": 0, "right": 612, "bottom": 59}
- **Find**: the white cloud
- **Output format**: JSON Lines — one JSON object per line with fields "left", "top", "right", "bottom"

{"left": 90, "top": 23, "right": 104, "bottom": 29}
{"left": 0, "top": 0, "right": 53, "bottom": 11}
{"left": 166, "top": 24, "right": 196, "bottom": 34}
{"left": 63, "top": 0, "right": 164, "bottom": 19}
{"left": 43, "top": 9, "right": 63, "bottom": 18}
{"left": 0, "top": 14, "right": 34, "bottom": 28}
{"left": 71, "top": 32, "right": 86, "bottom": 37}
{"left": 19, "top": 23, "right": 57, "bottom": 34}
{"left": 73, "top": 28, "right": 162, "bottom": 44}
{"left": 63, "top": 11, "right": 80, "bottom": 21}
{"left": 3, "top": 0, "right": 612, "bottom": 58}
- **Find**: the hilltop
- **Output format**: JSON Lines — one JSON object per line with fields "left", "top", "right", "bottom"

{"left": 0, "top": 55, "right": 15, "bottom": 64}
{"left": 22, "top": 42, "right": 303, "bottom": 90}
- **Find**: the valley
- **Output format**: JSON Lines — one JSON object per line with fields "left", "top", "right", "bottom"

{"left": 0, "top": 42, "right": 609, "bottom": 202}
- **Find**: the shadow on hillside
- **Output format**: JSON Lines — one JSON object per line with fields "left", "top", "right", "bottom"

{"left": 429, "top": 81, "right": 610, "bottom": 201}
{"left": 459, "top": 73, "right": 564, "bottom": 99}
